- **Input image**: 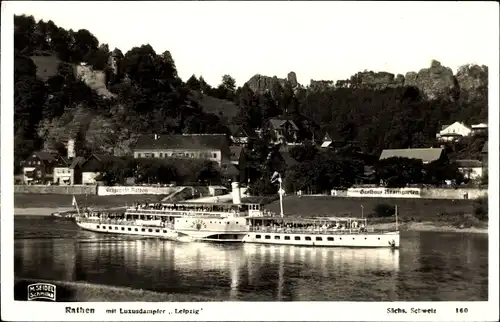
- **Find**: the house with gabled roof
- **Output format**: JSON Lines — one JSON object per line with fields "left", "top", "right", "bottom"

{"left": 53, "top": 156, "right": 86, "bottom": 185}
{"left": 80, "top": 153, "right": 124, "bottom": 185}
{"left": 379, "top": 148, "right": 445, "bottom": 164}
{"left": 21, "top": 151, "right": 59, "bottom": 184}
{"left": 436, "top": 122, "right": 472, "bottom": 142}
{"left": 455, "top": 159, "right": 484, "bottom": 180}
{"left": 228, "top": 124, "right": 257, "bottom": 145}
{"left": 133, "top": 133, "right": 231, "bottom": 166}
{"left": 267, "top": 118, "right": 299, "bottom": 144}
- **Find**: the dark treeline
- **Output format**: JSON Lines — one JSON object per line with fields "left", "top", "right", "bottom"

{"left": 14, "top": 15, "right": 487, "bottom": 194}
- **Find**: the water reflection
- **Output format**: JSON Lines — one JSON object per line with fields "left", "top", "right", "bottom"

{"left": 15, "top": 237, "right": 400, "bottom": 301}
{"left": 14, "top": 217, "right": 488, "bottom": 301}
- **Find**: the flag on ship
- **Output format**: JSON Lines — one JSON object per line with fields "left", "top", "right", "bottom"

{"left": 270, "top": 171, "right": 281, "bottom": 183}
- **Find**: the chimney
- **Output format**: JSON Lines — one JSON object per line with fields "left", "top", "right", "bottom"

{"left": 67, "top": 139, "right": 75, "bottom": 159}
{"left": 231, "top": 181, "right": 241, "bottom": 205}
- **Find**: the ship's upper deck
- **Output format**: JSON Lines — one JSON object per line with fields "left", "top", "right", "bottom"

{"left": 125, "top": 202, "right": 264, "bottom": 217}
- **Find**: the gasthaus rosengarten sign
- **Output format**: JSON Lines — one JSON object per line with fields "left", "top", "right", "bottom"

{"left": 346, "top": 187, "right": 421, "bottom": 198}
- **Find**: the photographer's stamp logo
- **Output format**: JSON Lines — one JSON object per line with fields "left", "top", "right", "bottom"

{"left": 27, "top": 283, "right": 56, "bottom": 301}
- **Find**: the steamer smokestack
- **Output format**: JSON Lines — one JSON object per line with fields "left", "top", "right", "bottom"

{"left": 231, "top": 181, "right": 241, "bottom": 205}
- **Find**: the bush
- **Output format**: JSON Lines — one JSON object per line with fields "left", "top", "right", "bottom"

{"left": 473, "top": 197, "right": 488, "bottom": 221}
{"left": 373, "top": 203, "right": 396, "bottom": 217}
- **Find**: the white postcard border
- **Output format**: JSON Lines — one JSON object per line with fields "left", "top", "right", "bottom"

{"left": 2, "top": 2, "right": 499, "bottom": 322}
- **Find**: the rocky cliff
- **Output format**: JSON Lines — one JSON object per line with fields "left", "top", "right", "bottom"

{"left": 30, "top": 55, "right": 115, "bottom": 99}
{"left": 246, "top": 72, "right": 299, "bottom": 93}
{"left": 455, "top": 64, "right": 488, "bottom": 102}
{"left": 246, "top": 60, "right": 487, "bottom": 102}
{"left": 403, "top": 60, "right": 459, "bottom": 100}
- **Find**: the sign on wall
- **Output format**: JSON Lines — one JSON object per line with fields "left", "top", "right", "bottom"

{"left": 346, "top": 187, "right": 421, "bottom": 198}
{"left": 97, "top": 186, "right": 177, "bottom": 196}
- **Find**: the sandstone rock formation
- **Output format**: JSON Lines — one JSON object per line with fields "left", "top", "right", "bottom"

{"left": 246, "top": 71, "right": 299, "bottom": 93}
{"left": 455, "top": 64, "right": 488, "bottom": 102}
{"left": 309, "top": 80, "right": 335, "bottom": 91}
{"left": 74, "top": 64, "right": 116, "bottom": 98}
{"left": 287, "top": 72, "right": 298, "bottom": 88}
{"left": 350, "top": 71, "right": 405, "bottom": 89}
{"left": 404, "top": 60, "right": 459, "bottom": 100}
{"left": 243, "top": 60, "right": 486, "bottom": 102}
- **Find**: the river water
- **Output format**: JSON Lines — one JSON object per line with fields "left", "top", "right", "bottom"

{"left": 14, "top": 215, "right": 488, "bottom": 301}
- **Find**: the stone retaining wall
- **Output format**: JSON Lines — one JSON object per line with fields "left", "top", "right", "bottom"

{"left": 14, "top": 185, "right": 97, "bottom": 195}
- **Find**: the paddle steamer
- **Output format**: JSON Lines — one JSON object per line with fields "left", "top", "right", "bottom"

{"left": 74, "top": 182, "right": 266, "bottom": 242}
{"left": 241, "top": 173, "right": 400, "bottom": 248}
{"left": 74, "top": 177, "right": 400, "bottom": 248}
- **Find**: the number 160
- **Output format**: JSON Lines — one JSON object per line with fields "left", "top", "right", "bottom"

{"left": 456, "top": 308, "right": 468, "bottom": 313}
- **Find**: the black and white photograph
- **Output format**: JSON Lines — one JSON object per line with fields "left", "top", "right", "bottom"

{"left": 1, "top": 1, "right": 498, "bottom": 321}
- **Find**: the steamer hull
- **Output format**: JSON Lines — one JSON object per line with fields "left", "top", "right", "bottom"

{"left": 242, "top": 231, "right": 400, "bottom": 248}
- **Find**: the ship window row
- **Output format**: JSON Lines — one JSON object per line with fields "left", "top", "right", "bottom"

{"left": 96, "top": 225, "right": 167, "bottom": 234}
{"left": 253, "top": 235, "right": 382, "bottom": 241}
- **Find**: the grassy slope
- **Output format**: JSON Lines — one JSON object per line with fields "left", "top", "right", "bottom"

{"left": 264, "top": 195, "right": 476, "bottom": 221}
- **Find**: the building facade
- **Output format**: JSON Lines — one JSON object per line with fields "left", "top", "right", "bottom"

{"left": 21, "top": 152, "right": 58, "bottom": 184}
{"left": 456, "top": 159, "right": 483, "bottom": 180}
{"left": 133, "top": 134, "right": 232, "bottom": 166}
{"left": 436, "top": 122, "right": 472, "bottom": 142}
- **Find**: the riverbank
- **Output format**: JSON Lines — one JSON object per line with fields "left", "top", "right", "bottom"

{"left": 370, "top": 222, "right": 487, "bottom": 234}
{"left": 14, "top": 278, "right": 213, "bottom": 302}
{"left": 13, "top": 193, "right": 488, "bottom": 234}
{"left": 14, "top": 194, "right": 164, "bottom": 209}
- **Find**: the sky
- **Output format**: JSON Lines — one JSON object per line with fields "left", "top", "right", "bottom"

{"left": 4, "top": 1, "right": 499, "bottom": 87}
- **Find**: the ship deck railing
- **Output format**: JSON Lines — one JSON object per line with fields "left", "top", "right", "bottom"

{"left": 125, "top": 208, "right": 250, "bottom": 217}
{"left": 77, "top": 217, "right": 175, "bottom": 229}
{"left": 249, "top": 226, "right": 379, "bottom": 235}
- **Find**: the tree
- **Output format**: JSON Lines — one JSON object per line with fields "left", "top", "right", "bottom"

{"left": 186, "top": 75, "right": 201, "bottom": 91}
{"left": 221, "top": 74, "right": 236, "bottom": 92}
{"left": 376, "top": 157, "right": 424, "bottom": 187}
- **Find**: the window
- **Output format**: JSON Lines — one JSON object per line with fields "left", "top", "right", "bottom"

{"left": 96, "top": 225, "right": 100, "bottom": 229}
{"left": 213, "top": 153, "right": 217, "bottom": 158}
{"left": 265, "top": 235, "right": 271, "bottom": 239}
{"left": 352, "top": 237, "right": 355, "bottom": 240}
{"left": 378, "top": 237, "right": 380, "bottom": 240}
{"left": 148, "top": 229, "right": 153, "bottom": 232}
{"left": 121, "top": 227, "right": 125, "bottom": 231}
{"left": 256, "top": 235, "right": 261, "bottom": 239}
{"left": 108, "top": 226, "right": 112, "bottom": 229}
{"left": 284, "top": 236, "right": 290, "bottom": 240}
{"left": 155, "top": 229, "right": 160, "bottom": 233}
{"left": 159, "top": 153, "right": 163, "bottom": 157}
{"left": 305, "top": 236, "right": 311, "bottom": 241}
{"left": 294, "top": 236, "right": 301, "bottom": 241}
{"left": 236, "top": 222, "right": 239, "bottom": 224}
{"left": 137, "top": 153, "right": 141, "bottom": 158}
{"left": 163, "top": 230, "right": 167, "bottom": 233}
{"left": 128, "top": 228, "right": 132, "bottom": 231}
{"left": 315, "top": 237, "right": 322, "bottom": 241}
{"left": 135, "top": 228, "right": 139, "bottom": 232}
{"left": 339, "top": 237, "right": 342, "bottom": 240}
{"left": 327, "top": 237, "right": 334, "bottom": 241}
{"left": 141, "top": 228, "right": 145, "bottom": 232}
{"left": 115, "top": 227, "right": 118, "bottom": 230}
